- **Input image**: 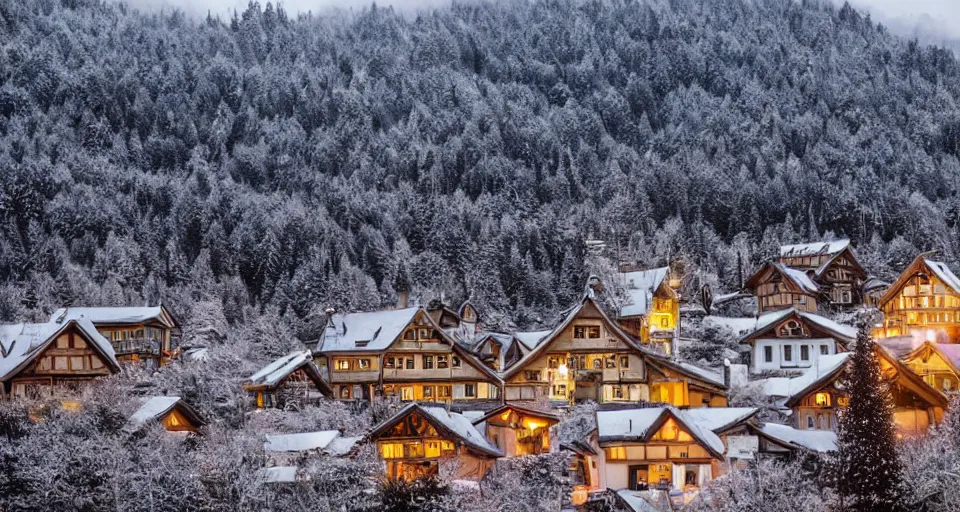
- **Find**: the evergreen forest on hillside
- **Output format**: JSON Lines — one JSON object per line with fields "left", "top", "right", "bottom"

{"left": 1, "top": 0, "right": 959, "bottom": 333}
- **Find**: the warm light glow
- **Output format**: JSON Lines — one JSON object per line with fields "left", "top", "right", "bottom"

{"left": 558, "top": 363, "right": 568, "bottom": 377}
{"left": 523, "top": 419, "right": 545, "bottom": 432}
{"left": 815, "top": 393, "right": 830, "bottom": 406}
{"left": 926, "top": 329, "right": 936, "bottom": 342}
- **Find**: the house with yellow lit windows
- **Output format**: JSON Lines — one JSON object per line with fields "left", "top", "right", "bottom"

{"left": 616, "top": 267, "right": 680, "bottom": 354}
{"left": 125, "top": 396, "right": 205, "bottom": 434}
{"left": 900, "top": 341, "right": 960, "bottom": 394}
{"left": 50, "top": 305, "right": 180, "bottom": 369}
{"left": 500, "top": 295, "right": 726, "bottom": 407}
{"left": 315, "top": 306, "right": 501, "bottom": 403}
{"left": 368, "top": 403, "right": 503, "bottom": 481}
{"left": 245, "top": 350, "right": 332, "bottom": 409}
{"left": 469, "top": 403, "right": 560, "bottom": 457}
{"left": 874, "top": 253, "right": 960, "bottom": 343}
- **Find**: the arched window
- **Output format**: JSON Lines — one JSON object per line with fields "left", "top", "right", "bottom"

{"left": 806, "top": 415, "right": 815, "bottom": 429}
{"left": 778, "top": 320, "right": 805, "bottom": 337}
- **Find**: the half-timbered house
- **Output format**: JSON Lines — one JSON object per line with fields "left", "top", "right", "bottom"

{"left": 50, "top": 305, "right": 180, "bottom": 368}
{"left": 779, "top": 240, "right": 867, "bottom": 308}
{"left": 874, "top": 254, "right": 960, "bottom": 343}
{"left": 761, "top": 349, "right": 947, "bottom": 434}
{"left": 245, "top": 350, "right": 332, "bottom": 409}
{"left": 743, "top": 262, "right": 822, "bottom": 314}
{"left": 500, "top": 296, "right": 726, "bottom": 407}
{"left": 125, "top": 396, "right": 205, "bottom": 434}
{"left": 0, "top": 318, "right": 120, "bottom": 400}
{"left": 315, "top": 306, "right": 501, "bottom": 403}
{"left": 470, "top": 404, "right": 560, "bottom": 457}
{"left": 734, "top": 308, "right": 856, "bottom": 374}
{"left": 901, "top": 341, "right": 960, "bottom": 393}
{"left": 616, "top": 268, "right": 679, "bottom": 354}
{"left": 368, "top": 403, "right": 503, "bottom": 481}
{"left": 471, "top": 331, "right": 548, "bottom": 372}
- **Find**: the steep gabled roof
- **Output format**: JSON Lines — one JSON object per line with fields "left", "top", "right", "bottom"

{"left": 759, "top": 353, "right": 852, "bottom": 405}
{"left": 125, "top": 396, "right": 205, "bottom": 433}
{"left": 879, "top": 253, "right": 960, "bottom": 308}
{"left": 779, "top": 240, "right": 850, "bottom": 259}
{"left": 903, "top": 342, "right": 960, "bottom": 385}
{"left": 735, "top": 308, "right": 857, "bottom": 345}
{"left": 246, "top": 350, "right": 332, "bottom": 396}
{"left": 595, "top": 407, "right": 725, "bottom": 459}
{"left": 264, "top": 431, "right": 341, "bottom": 452}
{"left": 50, "top": 304, "right": 179, "bottom": 329}
{"left": 877, "top": 345, "right": 949, "bottom": 409}
{"left": 317, "top": 306, "right": 501, "bottom": 383}
{"left": 755, "top": 422, "right": 837, "bottom": 453}
{"left": 368, "top": 403, "right": 503, "bottom": 458}
{"left": 0, "top": 318, "right": 120, "bottom": 381}
{"left": 812, "top": 247, "right": 867, "bottom": 280}
{"left": 469, "top": 403, "right": 561, "bottom": 426}
{"left": 618, "top": 267, "right": 672, "bottom": 318}
{"left": 679, "top": 407, "right": 759, "bottom": 435}
{"left": 744, "top": 262, "right": 819, "bottom": 295}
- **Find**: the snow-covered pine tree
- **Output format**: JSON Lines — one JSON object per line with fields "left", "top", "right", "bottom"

{"left": 835, "top": 326, "right": 905, "bottom": 511}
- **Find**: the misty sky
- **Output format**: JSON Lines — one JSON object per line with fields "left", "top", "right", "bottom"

{"left": 123, "top": 0, "right": 960, "bottom": 42}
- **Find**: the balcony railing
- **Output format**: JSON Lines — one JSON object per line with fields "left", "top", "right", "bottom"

{"left": 112, "top": 338, "right": 162, "bottom": 356}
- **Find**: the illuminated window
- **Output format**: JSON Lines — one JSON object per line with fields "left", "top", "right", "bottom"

{"left": 552, "top": 384, "right": 567, "bottom": 397}
{"left": 815, "top": 392, "right": 830, "bottom": 406}
{"left": 660, "top": 316, "right": 669, "bottom": 328}
{"left": 437, "top": 386, "right": 451, "bottom": 399}
{"left": 357, "top": 359, "right": 371, "bottom": 370}
{"left": 423, "top": 386, "right": 433, "bottom": 399}
{"left": 605, "top": 446, "right": 626, "bottom": 460}
{"left": 380, "top": 443, "right": 405, "bottom": 459}
{"left": 612, "top": 386, "right": 624, "bottom": 399}
{"left": 335, "top": 359, "right": 351, "bottom": 371}
{"left": 339, "top": 387, "right": 352, "bottom": 400}
{"left": 400, "top": 387, "right": 414, "bottom": 401}
{"left": 587, "top": 326, "right": 601, "bottom": 339}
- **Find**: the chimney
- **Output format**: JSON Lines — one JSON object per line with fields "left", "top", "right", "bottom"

{"left": 397, "top": 290, "right": 409, "bottom": 309}
{"left": 723, "top": 358, "right": 731, "bottom": 388}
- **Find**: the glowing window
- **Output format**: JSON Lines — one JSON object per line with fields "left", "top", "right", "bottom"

{"left": 815, "top": 392, "right": 830, "bottom": 406}
{"left": 605, "top": 446, "right": 626, "bottom": 460}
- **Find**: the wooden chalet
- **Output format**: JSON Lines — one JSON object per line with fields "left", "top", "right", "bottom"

{"left": 315, "top": 306, "right": 501, "bottom": 403}
{"left": 762, "top": 349, "right": 947, "bottom": 434}
{"left": 735, "top": 308, "right": 856, "bottom": 374}
{"left": 744, "top": 262, "right": 822, "bottom": 314}
{"left": 779, "top": 240, "right": 867, "bottom": 308}
{"left": 368, "top": 403, "right": 503, "bottom": 481}
{"left": 471, "top": 331, "right": 548, "bottom": 372}
{"left": 470, "top": 403, "right": 560, "bottom": 457}
{"left": 500, "top": 295, "right": 726, "bottom": 407}
{"left": 749, "top": 422, "right": 837, "bottom": 457}
{"left": 616, "top": 267, "right": 679, "bottom": 354}
{"left": 874, "top": 254, "right": 960, "bottom": 343}
{"left": 593, "top": 407, "right": 754, "bottom": 492}
{"left": 125, "top": 396, "right": 205, "bottom": 434}
{"left": 901, "top": 341, "right": 960, "bottom": 393}
{"left": 0, "top": 318, "right": 120, "bottom": 400}
{"left": 245, "top": 350, "right": 332, "bottom": 409}
{"left": 50, "top": 305, "right": 180, "bottom": 369}
{"left": 560, "top": 439, "right": 601, "bottom": 506}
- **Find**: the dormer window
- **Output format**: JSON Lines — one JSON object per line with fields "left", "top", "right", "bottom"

{"left": 355, "top": 340, "right": 370, "bottom": 348}
{"left": 779, "top": 320, "right": 805, "bottom": 337}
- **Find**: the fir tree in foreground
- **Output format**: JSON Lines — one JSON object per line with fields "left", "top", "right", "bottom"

{"left": 835, "top": 326, "right": 905, "bottom": 512}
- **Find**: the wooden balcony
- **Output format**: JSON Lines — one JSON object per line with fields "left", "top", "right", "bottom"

{"left": 329, "top": 370, "right": 379, "bottom": 383}
{"left": 112, "top": 338, "right": 162, "bottom": 356}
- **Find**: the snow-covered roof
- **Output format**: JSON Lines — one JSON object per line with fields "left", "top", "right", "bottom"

{"left": 619, "top": 267, "right": 670, "bottom": 318}
{"left": 760, "top": 353, "right": 851, "bottom": 399}
{"left": 863, "top": 277, "right": 890, "bottom": 292}
{"left": 615, "top": 489, "right": 674, "bottom": 512}
{"left": 679, "top": 407, "right": 758, "bottom": 433}
{"left": 708, "top": 308, "right": 856, "bottom": 343}
{"left": 50, "top": 306, "right": 174, "bottom": 327}
{"left": 370, "top": 404, "right": 502, "bottom": 458}
{"left": 127, "top": 396, "right": 183, "bottom": 430}
{"left": 877, "top": 336, "right": 922, "bottom": 359}
{"left": 779, "top": 265, "right": 819, "bottom": 293}
{"left": 326, "top": 436, "right": 361, "bottom": 456}
{"left": 675, "top": 362, "right": 725, "bottom": 387}
{"left": 514, "top": 330, "right": 551, "bottom": 350}
{"left": 318, "top": 307, "right": 419, "bottom": 353}
{"left": 258, "top": 466, "right": 298, "bottom": 483}
{"left": 758, "top": 423, "right": 837, "bottom": 453}
{"left": 0, "top": 318, "right": 119, "bottom": 381}
{"left": 596, "top": 408, "right": 725, "bottom": 457}
{"left": 247, "top": 350, "right": 322, "bottom": 389}
{"left": 925, "top": 258, "right": 960, "bottom": 294}
{"left": 264, "top": 431, "right": 341, "bottom": 453}
{"left": 183, "top": 347, "right": 209, "bottom": 361}
{"left": 779, "top": 240, "right": 850, "bottom": 258}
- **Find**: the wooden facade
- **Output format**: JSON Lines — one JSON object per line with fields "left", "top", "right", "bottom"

{"left": 595, "top": 409, "right": 725, "bottom": 493}
{"left": 0, "top": 320, "right": 120, "bottom": 400}
{"left": 471, "top": 404, "right": 560, "bottom": 457}
{"left": 744, "top": 263, "right": 821, "bottom": 314}
{"left": 779, "top": 241, "right": 867, "bottom": 309}
{"left": 874, "top": 255, "right": 960, "bottom": 343}
{"left": 51, "top": 305, "right": 180, "bottom": 369}
{"left": 783, "top": 348, "right": 947, "bottom": 435}
{"left": 126, "top": 396, "right": 205, "bottom": 434}
{"left": 901, "top": 342, "right": 960, "bottom": 394}
{"left": 318, "top": 307, "right": 501, "bottom": 403}
{"left": 501, "top": 296, "right": 726, "bottom": 407}
{"left": 368, "top": 404, "right": 502, "bottom": 481}
{"left": 245, "top": 351, "right": 332, "bottom": 409}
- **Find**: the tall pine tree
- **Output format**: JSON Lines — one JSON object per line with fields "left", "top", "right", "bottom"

{"left": 835, "top": 326, "right": 905, "bottom": 511}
